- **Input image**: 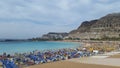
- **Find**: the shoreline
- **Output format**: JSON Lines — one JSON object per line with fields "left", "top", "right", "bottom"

{"left": 0, "top": 40, "right": 120, "bottom": 68}
{"left": 0, "top": 41, "right": 81, "bottom": 55}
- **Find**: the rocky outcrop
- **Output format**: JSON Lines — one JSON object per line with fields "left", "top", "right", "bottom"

{"left": 69, "top": 13, "right": 120, "bottom": 40}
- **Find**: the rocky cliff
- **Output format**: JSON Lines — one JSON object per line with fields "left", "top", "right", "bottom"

{"left": 69, "top": 13, "right": 120, "bottom": 40}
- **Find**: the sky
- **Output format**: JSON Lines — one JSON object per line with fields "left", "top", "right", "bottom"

{"left": 0, "top": 0, "right": 120, "bottom": 39}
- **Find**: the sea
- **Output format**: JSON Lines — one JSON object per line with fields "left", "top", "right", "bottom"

{"left": 0, "top": 41, "right": 80, "bottom": 54}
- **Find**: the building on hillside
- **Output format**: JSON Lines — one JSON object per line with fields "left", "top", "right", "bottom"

{"left": 42, "top": 32, "right": 68, "bottom": 40}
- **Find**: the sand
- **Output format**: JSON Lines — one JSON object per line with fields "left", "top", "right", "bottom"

{"left": 109, "top": 54, "right": 120, "bottom": 58}
{"left": 25, "top": 51, "right": 120, "bottom": 68}
{"left": 68, "top": 57, "right": 120, "bottom": 67}
{"left": 25, "top": 61, "right": 120, "bottom": 68}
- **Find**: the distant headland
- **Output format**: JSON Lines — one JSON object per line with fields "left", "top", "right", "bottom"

{"left": 1, "top": 12, "right": 120, "bottom": 42}
{"left": 32, "top": 12, "right": 120, "bottom": 41}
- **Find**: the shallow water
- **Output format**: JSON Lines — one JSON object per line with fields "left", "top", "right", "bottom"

{"left": 0, "top": 41, "right": 80, "bottom": 54}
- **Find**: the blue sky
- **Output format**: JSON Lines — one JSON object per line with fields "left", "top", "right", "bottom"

{"left": 0, "top": 0, "right": 120, "bottom": 39}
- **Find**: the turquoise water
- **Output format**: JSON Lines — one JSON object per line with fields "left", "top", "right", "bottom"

{"left": 0, "top": 41, "right": 80, "bottom": 54}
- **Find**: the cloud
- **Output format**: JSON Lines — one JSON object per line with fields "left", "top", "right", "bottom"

{"left": 0, "top": 0, "right": 120, "bottom": 39}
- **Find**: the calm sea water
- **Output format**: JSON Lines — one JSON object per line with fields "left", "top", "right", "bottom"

{"left": 0, "top": 41, "right": 80, "bottom": 54}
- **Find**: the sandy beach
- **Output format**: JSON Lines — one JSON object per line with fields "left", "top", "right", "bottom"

{"left": 109, "top": 54, "right": 120, "bottom": 58}
{"left": 26, "top": 60, "right": 120, "bottom": 68}
{"left": 1, "top": 41, "right": 120, "bottom": 68}
{"left": 26, "top": 51, "right": 120, "bottom": 68}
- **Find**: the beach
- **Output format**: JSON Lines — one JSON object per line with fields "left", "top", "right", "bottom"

{"left": 0, "top": 0, "right": 120, "bottom": 68}
{"left": 26, "top": 44, "right": 120, "bottom": 68}
{"left": 26, "top": 51, "right": 120, "bottom": 68}
{"left": 26, "top": 61, "right": 120, "bottom": 68}
{"left": 0, "top": 41, "right": 120, "bottom": 68}
{"left": 109, "top": 54, "right": 120, "bottom": 58}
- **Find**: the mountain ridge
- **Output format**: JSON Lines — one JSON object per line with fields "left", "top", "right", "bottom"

{"left": 69, "top": 13, "right": 120, "bottom": 40}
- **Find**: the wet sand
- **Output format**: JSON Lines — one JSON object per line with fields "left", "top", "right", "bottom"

{"left": 26, "top": 61, "right": 120, "bottom": 68}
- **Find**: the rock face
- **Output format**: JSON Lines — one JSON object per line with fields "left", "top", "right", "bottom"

{"left": 69, "top": 13, "right": 120, "bottom": 39}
